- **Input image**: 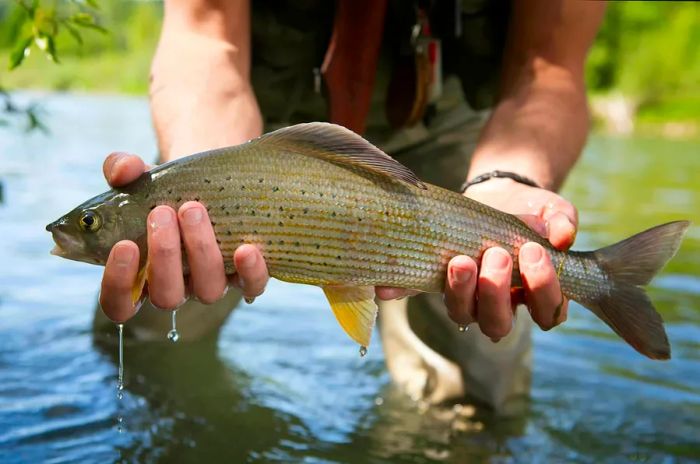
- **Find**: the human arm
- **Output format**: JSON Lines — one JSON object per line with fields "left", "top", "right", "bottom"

{"left": 378, "top": 0, "right": 606, "bottom": 338}
{"left": 100, "top": 0, "right": 268, "bottom": 322}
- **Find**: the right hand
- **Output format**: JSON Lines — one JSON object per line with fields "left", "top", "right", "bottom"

{"left": 99, "top": 153, "right": 270, "bottom": 323}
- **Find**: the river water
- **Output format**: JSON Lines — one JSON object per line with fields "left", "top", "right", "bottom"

{"left": 0, "top": 93, "right": 698, "bottom": 463}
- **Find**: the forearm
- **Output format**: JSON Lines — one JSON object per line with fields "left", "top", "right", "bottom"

{"left": 468, "top": 0, "right": 606, "bottom": 192}
{"left": 150, "top": 0, "right": 262, "bottom": 162}
{"left": 468, "top": 61, "right": 588, "bottom": 191}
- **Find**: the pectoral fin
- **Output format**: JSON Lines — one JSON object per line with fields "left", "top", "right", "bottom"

{"left": 323, "top": 286, "right": 378, "bottom": 348}
{"left": 131, "top": 259, "right": 149, "bottom": 306}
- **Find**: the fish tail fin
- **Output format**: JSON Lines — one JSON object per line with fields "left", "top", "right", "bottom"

{"left": 579, "top": 221, "right": 690, "bottom": 360}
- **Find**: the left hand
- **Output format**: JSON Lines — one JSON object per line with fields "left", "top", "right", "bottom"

{"left": 376, "top": 178, "right": 578, "bottom": 340}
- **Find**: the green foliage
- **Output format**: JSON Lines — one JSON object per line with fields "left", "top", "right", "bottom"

{"left": 587, "top": 2, "right": 700, "bottom": 105}
{"left": 4, "top": 0, "right": 105, "bottom": 70}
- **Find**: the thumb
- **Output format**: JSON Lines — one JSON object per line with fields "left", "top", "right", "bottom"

{"left": 103, "top": 152, "right": 148, "bottom": 187}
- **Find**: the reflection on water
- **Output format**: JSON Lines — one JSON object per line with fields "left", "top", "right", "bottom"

{"left": 0, "top": 93, "right": 698, "bottom": 463}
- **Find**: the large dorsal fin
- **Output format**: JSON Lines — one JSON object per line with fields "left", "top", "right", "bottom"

{"left": 255, "top": 122, "right": 426, "bottom": 189}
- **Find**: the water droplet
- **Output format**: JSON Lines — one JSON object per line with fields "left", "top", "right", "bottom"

{"left": 117, "top": 391, "right": 123, "bottom": 400}
{"left": 244, "top": 296, "right": 255, "bottom": 304}
{"left": 167, "top": 310, "right": 180, "bottom": 343}
{"left": 374, "top": 397, "right": 384, "bottom": 406}
{"left": 117, "top": 323, "right": 124, "bottom": 395}
{"left": 167, "top": 329, "right": 180, "bottom": 343}
{"left": 458, "top": 324, "right": 469, "bottom": 332}
{"left": 359, "top": 346, "right": 368, "bottom": 357}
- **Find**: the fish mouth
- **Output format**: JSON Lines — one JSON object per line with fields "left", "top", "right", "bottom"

{"left": 50, "top": 244, "right": 68, "bottom": 257}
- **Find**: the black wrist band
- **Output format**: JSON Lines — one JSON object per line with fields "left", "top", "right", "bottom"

{"left": 460, "top": 170, "right": 541, "bottom": 193}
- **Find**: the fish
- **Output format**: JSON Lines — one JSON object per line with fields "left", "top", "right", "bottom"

{"left": 46, "top": 122, "right": 690, "bottom": 359}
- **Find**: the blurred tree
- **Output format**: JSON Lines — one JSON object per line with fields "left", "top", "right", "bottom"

{"left": 0, "top": 0, "right": 105, "bottom": 130}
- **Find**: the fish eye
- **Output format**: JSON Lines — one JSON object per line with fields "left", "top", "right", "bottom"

{"left": 78, "top": 211, "right": 102, "bottom": 232}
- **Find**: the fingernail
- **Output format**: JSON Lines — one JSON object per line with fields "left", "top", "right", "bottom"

{"left": 487, "top": 249, "right": 509, "bottom": 270}
{"left": 238, "top": 251, "right": 257, "bottom": 270}
{"left": 491, "top": 337, "right": 501, "bottom": 343}
{"left": 452, "top": 267, "right": 472, "bottom": 284}
{"left": 521, "top": 244, "right": 543, "bottom": 266}
{"left": 182, "top": 206, "right": 203, "bottom": 225}
{"left": 113, "top": 244, "right": 134, "bottom": 266}
{"left": 109, "top": 153, "right": 125, "bottom": 179}
{"left": 150, "top": 207, "right": 172, "bottom": 229}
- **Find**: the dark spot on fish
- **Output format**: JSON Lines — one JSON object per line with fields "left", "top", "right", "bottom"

{"left": 279, "top": 240, "right": 285, "bottom": 245}
{"left": 315, "top": 244, "right": 320, "bottom": 250}
{"left": 250, "top": 210, "right": 256, "bottom": 216}
{"left": 206, "top": 206, "right": 211, "bottom": 212}
{"left": 220, "top": 205, "right": 226, "bottom": 210}
{"left": 194, "top": 197, "right": 200, "bottom": 202}
{"left": 240, "top": 239, "right": 244, "bottom": 243}
{"left": 295, "top": 241, "right": 300, "bottom": 247}
{"left": 266, "top": 213, "right": 271, "bottom": 218}
{"left": 238, "top": 220, "right": 243, "bottom": 226}
{"left": 331, "top": 212, "right": 336, "bottom": 217}
{"left": 289, "top": 214, "right": 294, "bottom": 219}
{"left": 145, "top": 193, "right": 150, "bottom": 199}
{"left": 226, "top": 230, "right": 232, "bottom": 236}
{"left": 258, "top": 178, "right": 263, "bottom": 183}
{"left": 301, "top": 190, "right": 306, "bottom": 195}
{"left": 385, "top": 211, "right": 389, "bottom": 215}
{"left": 336, "top": 255, "right": 341, "bottom": 260}
{"left": 303, "top": 208, "right": 309, "bottom": 214}
{"left": 219, "top": 187, "right": 225, "bottom": 192}
{"left": 319, "top": 193, "right": 323, "bottom": 197}
{"left": 279, "top": 206, "right": 283, "bottom": 212}
{"left": 225, "top": 211, "right": 230, "bottom": 216}
{"left": 358, "top": 218, "right": 362, "bottom": 222}
{"left": 278, "top": 221, "right": 283, "bottom": 227}
{"left": 167, "top": 189, "right": 173, "bottom": 194}
{"left": 253, "top": 230, "right": 258, "bottom": 235}
{"left": 332, "top": 193, "right": 337, "bottom": 199}
{"left": 211, "top": 221, "right": 217, "bottom": 226}
{"left": 235, "top": 204, "right": 240, "bottom": 210}
{"left": 226, "top": 176, "right": 231, "bottom": 181}
{"left": 288, "top": 258, "right": 293, "bottom": 262}
{"left": 272, "top": 186, "right": 279, "bottom": 192}
{"left": 204, "top": 178, "right": 211, "bottom": 184}
{"left": 240, "top": 185, "right": 245, "bottom": 190}
{"left": 267, "top": 240, "right": 272, "bottom": 245}
{"left": 175, "top": 196, "right": 182, "bottom": 203}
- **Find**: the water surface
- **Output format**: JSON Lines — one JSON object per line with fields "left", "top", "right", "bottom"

{"left": 0, "top": 93, "right": 698, "bottom": 463}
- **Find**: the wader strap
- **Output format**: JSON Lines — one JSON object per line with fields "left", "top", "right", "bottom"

{"left": 321, "top": 0, "right": 388, "bottom": 135}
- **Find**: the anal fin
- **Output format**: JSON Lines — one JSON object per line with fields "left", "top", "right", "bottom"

{"left": 131, "top": 258, "right": 149, "bottom": 306}
{"left": 323, "top": 286, "right": 378, "bottom": 348}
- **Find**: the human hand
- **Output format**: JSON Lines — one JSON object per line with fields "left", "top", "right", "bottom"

{"left": 98, "top": 152, "right": 269, "bottom": 323}
{"left": 376, "top": 178, "right": 578, "bottom": 340}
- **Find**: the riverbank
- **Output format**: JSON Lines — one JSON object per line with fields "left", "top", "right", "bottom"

{"left": 2, "top": 51, "right": 698, "bottom": 140}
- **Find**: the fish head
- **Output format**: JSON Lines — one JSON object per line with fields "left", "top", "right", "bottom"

{"left": 46, "top": 187, "right": 149, "bottom": 266}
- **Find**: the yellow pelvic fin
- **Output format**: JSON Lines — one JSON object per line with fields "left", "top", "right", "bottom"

{"left": 131, "top": 259, "right": 149, "bottom": 306}
{"left": 322, "top": 286, "right": 378, "bottom": 348}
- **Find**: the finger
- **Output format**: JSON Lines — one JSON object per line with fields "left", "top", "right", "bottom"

{"left": 515, "top": 214, "right": 549, "bottom": 238}
{"left": 232, "top": 244, "right": 268, "bottom": 299}
{"left": 375, "top": 287, "right": 421, "bottom": 300}
{"left": 519, "top": 242, "right": 568, "bottom": 330}
{"left": 178, "top": 202, "right": 227, "bottom": 304}
{"left": 476, "top": 248, "right": 514, "bottom": 340}
{"left": 103, "top": 152, "right": 147, "bottom": 187}
{"left": 443, "top": 255, "right": 477, "bottom": 325}
{"left": 100, "top": 241, "right": 140, "bottom": 323}
{"left": 545, "top": 211, "right": 577, "bottom": 251}
{"left": 147, "top": 206, "right": 186, "bottom": 310}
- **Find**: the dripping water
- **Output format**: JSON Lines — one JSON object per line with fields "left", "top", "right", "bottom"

{"left": 359, "top": 346, "right": 368, "bottom": 357}
{"left": 116, "top": 323, "right": 124, "bottom": 432}
{"left": 167, "top": 310, "right": 180, "bottom": 343}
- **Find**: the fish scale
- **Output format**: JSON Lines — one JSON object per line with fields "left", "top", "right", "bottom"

{"left": 47, "top": 122, "right": 689, "bottom": 357}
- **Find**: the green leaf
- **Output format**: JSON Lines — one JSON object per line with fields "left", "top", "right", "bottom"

{"left": 9, "top": 36, "right": 33, "bottom": 71}
{"left": 46, "top": 35, "right": 59, "bottom": 63}
{"left": 64, "top": 22, "right": 84, "bottom": 45}
{"left": 85, "top": 0, "right": 100, "bottom": 9}
{"left": 71, "top": 13, "right": 107, "bottom": 33}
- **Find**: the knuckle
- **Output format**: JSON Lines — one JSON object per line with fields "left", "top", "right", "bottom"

{"left": 152, "top": 241, "right": 180, "bottom": 260}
